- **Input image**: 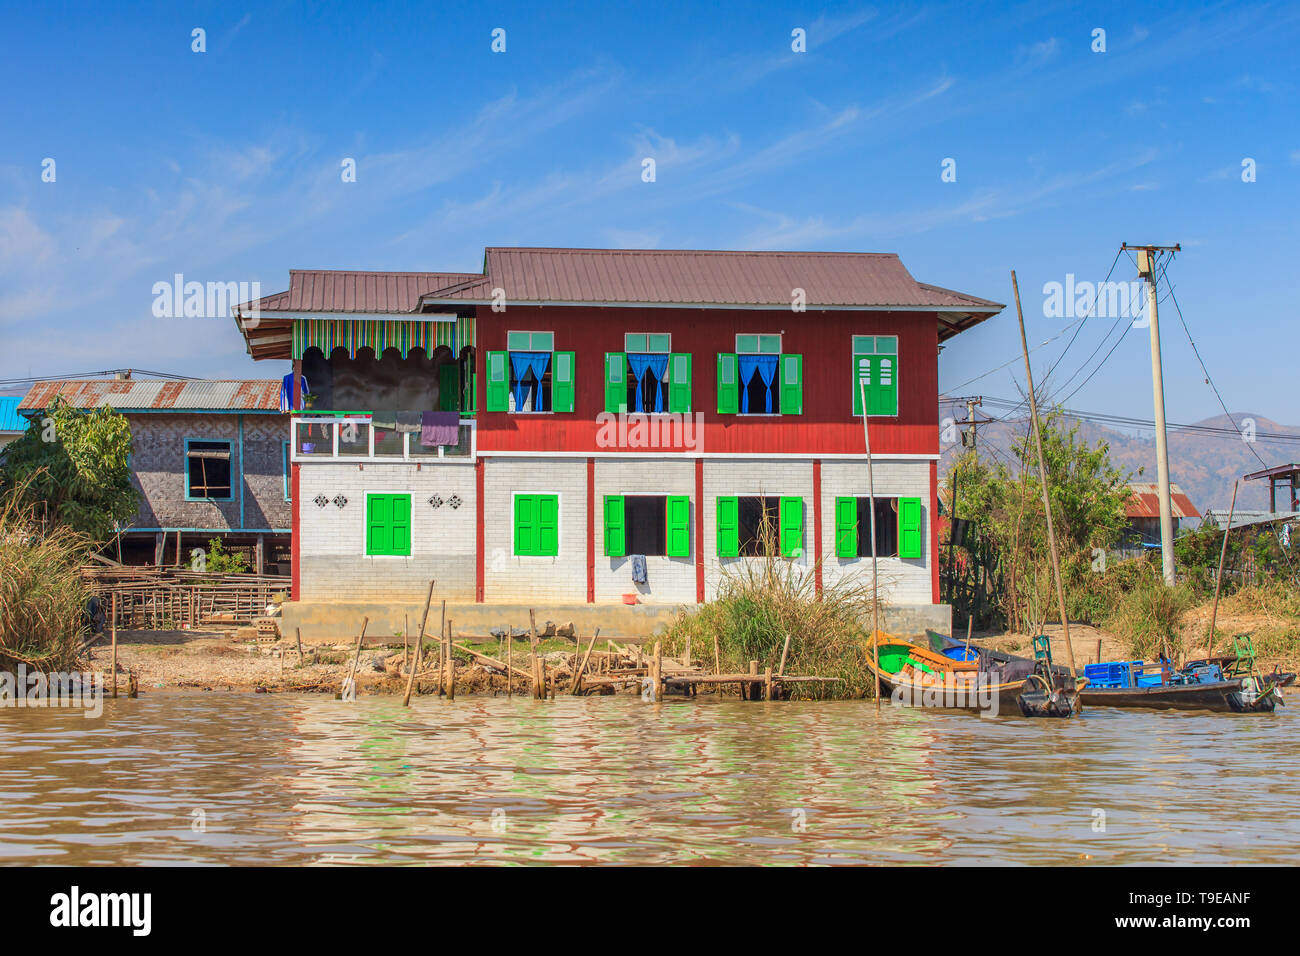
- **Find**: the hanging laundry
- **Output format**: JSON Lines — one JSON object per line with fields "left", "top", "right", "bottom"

{"left": 630, "top": 554, "right": 648, "bottom": 585}
{"left": 279, "top": 372, "right": 309, "bottom": 412}
{"left": 394, "top": 411, "right": 421, "bottom": 433}
{"left": 421, "top": 411, "right": 460, "bottom": 446}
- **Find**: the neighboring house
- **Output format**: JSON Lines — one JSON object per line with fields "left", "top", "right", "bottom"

{"left": 235, "top": 247, "right": 1003, "bottom": 633}
{"left": 1123, "top": 482, "right": 1200, "bottom": 546}
{"left": 17, "top": 379, "right": 291, "bottom": 571}
{"left": 0, "top": 394, "right": 28, "bottom": 449}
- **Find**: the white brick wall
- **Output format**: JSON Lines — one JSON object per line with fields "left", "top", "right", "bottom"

{"left": 298, "top": 460, "right": 476, "bottom": 601}
{"left": 593, "top": 458, "right": 696, "bottom": 604}
{"left": 820, "top": 458, "right": 932, "bottom": 606}
{"left": 482, "top": 458, "right": 587, "bottom": 602}
{"left": 702, "top": 459, "right": 815, "bottom": 600}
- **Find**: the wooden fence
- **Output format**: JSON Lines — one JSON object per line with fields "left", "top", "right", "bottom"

{"left": 82, "top": 566, "right": 290, "bottom": 630}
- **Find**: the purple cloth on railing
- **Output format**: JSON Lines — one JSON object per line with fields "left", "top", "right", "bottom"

{"left": 421, "top": 411, "right": 460, "bottom": 447}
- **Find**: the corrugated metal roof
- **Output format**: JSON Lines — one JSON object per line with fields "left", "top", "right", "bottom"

{"left": 0, "top": 395, "right": 27, "bottom": 432}
{"left": 18, "top": 379, "right": 283, "bottom": 412}
{"left": 418, "top": 248, "right": 1005, "bottom": 311}
{"left": 241, "top": 270, "right": 481, "bottom": 315}
{"left": 1124, "top": 483, "right": 1200, "bottom": 520}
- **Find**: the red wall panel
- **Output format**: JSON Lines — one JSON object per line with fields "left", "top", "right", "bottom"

{"left": 474, "top": 306, "right": 938, "bottom": 456}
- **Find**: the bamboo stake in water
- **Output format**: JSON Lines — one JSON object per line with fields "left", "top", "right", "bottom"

{"left": 1207, "top": 480, "right": 1239, "bottom": 659}
{"left": 344, "top": 616, "right": 369, "bottom": 697}
{"left": 1012, "top": 269, "right": 1077, "bottom": 679}
{"left": 110, "top": 592, "right": 118, "bottom": 699}
{"left": 403, "top": 580, "right": 436, "bottom": 707}
{"left": 858, "top": 377, "right": 881, "bottom": 712}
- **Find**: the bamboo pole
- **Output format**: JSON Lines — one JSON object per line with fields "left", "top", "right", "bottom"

{"left": 1011, "top": 269, "right": 1077, "bottom": 679}
{"left": 403, "top": 613, "right": 409, "bottom": 673}
{"left": 506, "top": 625, "right": 512, "bottom": 698}
{"left": 778, "top": 635, "right": 791, "bottom": 676}
{"left": 403, "top": 580, "right": 436, "bottom": 707}
{"left": 444, "top": 619, "right": 455, "bottom": 700}
{"left": 858, "top": 376, "right": 881, "bottom": 711}
{"left": 344, "top": 616, "right": 369, "bottom": 697}
{"left": 296, "top": 626, "right": 304, "bottom": 667}
{"left": 110, "top": 592, "right": 118, "bottom": 699}
{"left": 570, "top": 632, "right": 599, "bottom": 694}
{"left": 763, "top": 666, "right": 773, "bottom": 701}
{"left": 1207, "top": 479, "right": 1239, "bottom": 659}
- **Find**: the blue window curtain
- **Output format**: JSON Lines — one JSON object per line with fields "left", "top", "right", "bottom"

{"left": 627, "top": 353, "right": 669, "bottom": 412}
{"left": 509, "top": 351, "right": 551, "bottom": 411}
{"left": 738, "top": 354, "right": 778, "bottom": 413}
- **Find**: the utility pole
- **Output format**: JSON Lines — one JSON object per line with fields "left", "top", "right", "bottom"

{"left": 1123, "top": 242, "right": 1180, "bottom": 586}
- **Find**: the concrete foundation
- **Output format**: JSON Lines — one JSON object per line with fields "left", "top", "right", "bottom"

{"left": 280, "top": 598, "right": 951, "bottom": 642}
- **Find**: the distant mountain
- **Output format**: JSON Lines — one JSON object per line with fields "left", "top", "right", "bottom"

{"left": 939, "top": 407, "right": 1300, "bottom": 516}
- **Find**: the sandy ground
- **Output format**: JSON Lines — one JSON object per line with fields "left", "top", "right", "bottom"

{"left": 87, "top": 605, "right": 1297, "bottom": 695}
{"left": 85, "top": 627, "right": 570, "bottom": 695}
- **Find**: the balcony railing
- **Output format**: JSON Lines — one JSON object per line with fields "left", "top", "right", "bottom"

{"left": 291, "top": 415, "right": 476, "bottom": 462}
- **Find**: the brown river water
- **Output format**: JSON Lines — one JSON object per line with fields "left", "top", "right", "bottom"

{"left": 1, "top": 692, "right": 1296, "bottom": 865}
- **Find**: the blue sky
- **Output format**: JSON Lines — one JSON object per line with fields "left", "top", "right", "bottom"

{"left": 1, "top": 1, "right": 1297, "bottom": 426}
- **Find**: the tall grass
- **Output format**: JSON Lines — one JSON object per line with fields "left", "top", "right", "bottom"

{"left": 0, "top": 475, "right": 92, "bottom": 673}
{"left": 1104, "top": 575, "right": 1195, "bottom": 660}
{"left": 656, "top": 519, "right": 885, "bottom": 698}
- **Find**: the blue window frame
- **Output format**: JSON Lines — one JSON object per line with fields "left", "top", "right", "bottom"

{"left": 282, "top": 441, "right": 292, "bottom": 501}
{"left": 184, "top": 438, "right": 234, "bottom": 501}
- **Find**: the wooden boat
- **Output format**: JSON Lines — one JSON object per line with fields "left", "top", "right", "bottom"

{"left": 1081, "top": 657, "right": 1283, "bottom": 713}
{"left": 1079, "top": 675, "right": 1279, "bottom": 713}
{"left": 865, "top": 634, "right": 1079, "bottom": 714}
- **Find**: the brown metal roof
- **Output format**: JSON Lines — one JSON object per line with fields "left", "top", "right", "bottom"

{"left": 19, "top": 379, "right": 283, "bottom": 412}
{"left": 419, "top": 248, "right": 1004, "bottom": 312}
{"left": 234, "top": 248, "right": 1005, "bottom": 360}
{"left": 1243, "top": 463, "right": 1300, "bottom": 481}
{"left": 241, "top": 270, "right": 481, "bottom": 315}
{"left": 1124, "top": 483, "right": 1200, "bottom": 520}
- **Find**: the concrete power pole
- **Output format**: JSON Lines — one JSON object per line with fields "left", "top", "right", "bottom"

{"left": 1124, "top": 242, "right": 1180, "bottom": 586}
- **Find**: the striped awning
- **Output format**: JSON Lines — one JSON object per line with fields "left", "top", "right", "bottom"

{"left": 292, "top": 317, "right": 476, "bottom": 359}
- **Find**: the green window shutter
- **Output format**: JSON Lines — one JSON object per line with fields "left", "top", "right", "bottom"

{"left": 717, "top": 353, "right": 739, "bottom": 414}
{"left": 852, "top": 353, "right": 869, "bottom": 416}
{"left": 514, "top": 495, "right": 536, "bottom": 555}
{"left": 486, "top": 351, "right": 509, "bottom": 412}
{"left": 716, "top": 496, "right": 739, "bottom": 557}
{"left": 780, "top": 353, "right": 803, "bottom": 415}
{"left": 668, "top": 353, "right": 692, "bottom": 413}
{"left": 665, "top": 495, "right": 691, "bottom": 557}
{"left": 779, "top": 496, "right": 804, "bottom": 558}
{"left": 877, "top": 354, "right": 897, "bottom": 415}
{"left": 898, "top": 496, "right": 922, "bottom": 559}
{"left": 538, "top": 495, "right": 559, "bottom": 556}
{"left": 604, "top": 352, "right": 627, "bottom": 413}
{"left": 389, "top": 494, "right": 411, "bottom": 555}
{"left": 552, "top": 351, "right": 576, "bottom": 413}
{"left": 438, "top": 363, "right": 459, "bottom": 411}
{"left": 366, "top": 494, "right": 389, "bottom": 555}
{"left": 835, "top": 496, "right": 858, "bottom": 557}
{"left": 367, "top": 494, "right": 411, "bottom": 556}
{"left": 604, "top": 495, "right": 626, "bottom": 557}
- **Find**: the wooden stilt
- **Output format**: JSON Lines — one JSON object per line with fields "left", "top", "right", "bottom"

{"left": 110, "top": 592, "right": 118, "bottom": 699}
{"left": 402, "top": 580, "right": 436, "bottom": 707}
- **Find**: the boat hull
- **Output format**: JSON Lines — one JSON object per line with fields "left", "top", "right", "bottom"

{"left": 1080, "top": 679, "right": 1277, "bottom": 713}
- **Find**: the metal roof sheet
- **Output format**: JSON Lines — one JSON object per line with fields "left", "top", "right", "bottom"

{"left": 418, "top": 248, "right": 1005, "bottom": 311}
{"left": 0, "top": 395, "right": 27, "bottom": 432}
{"left": 1124, "top": 483, "right": 1200, "bottom": 520}
{"left": 241, "top": 270, "right": 482, "bottom": 315}
{"left": 18, "top": 379, "right": 284, "bottom": 412}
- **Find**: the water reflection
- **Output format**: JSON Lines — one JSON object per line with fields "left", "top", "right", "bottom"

{"left": 0, "top": 693, "right": 1294, "bottom": 865}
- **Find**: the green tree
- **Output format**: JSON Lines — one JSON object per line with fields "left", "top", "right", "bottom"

{"left": 943, "top": 410, "right": 1132, "bottom": 631}
{"left": 0, "top": 397, "right": 138, "bottom": 541}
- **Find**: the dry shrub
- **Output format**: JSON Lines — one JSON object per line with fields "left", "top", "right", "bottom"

{"left": 1104, "top": 577, "right": 1195, "bottom": 660}
{"left": 0, "top": 475, "right": 92, "bottom": 672}
{"left": 657, "top": 518, "right": 886, "bottom": 698}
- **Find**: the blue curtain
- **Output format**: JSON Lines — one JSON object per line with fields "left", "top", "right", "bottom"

{"left": 627, "top": 354, "right": 669, "bottom": 412}
{"left": 738, "top": 354, "right": 778, "bottom": 413}
{"left": 510, "top": 352, "right": 550, "bottom": 411}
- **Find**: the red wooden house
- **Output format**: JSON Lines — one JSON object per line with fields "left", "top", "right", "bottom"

{"left": 236, "top": 248, "right": 1001, "bottom": 635}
